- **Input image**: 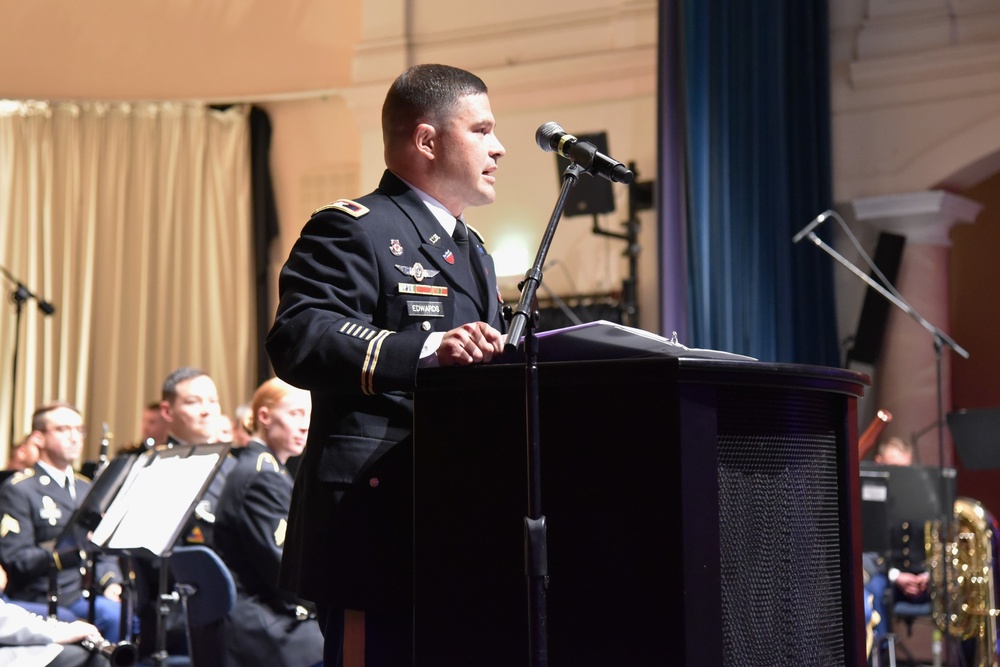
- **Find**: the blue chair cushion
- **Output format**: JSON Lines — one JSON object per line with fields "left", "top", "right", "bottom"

{"left": 893, "top": 600, "right": 932, "bottom": 618}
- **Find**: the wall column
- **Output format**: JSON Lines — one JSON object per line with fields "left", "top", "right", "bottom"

{"left": 852, "top": 191, "right": 981, "bottom": 465}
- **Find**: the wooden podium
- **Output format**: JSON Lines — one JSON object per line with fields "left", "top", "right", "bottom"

{"left": 412, "top": 356, "right": 868, "bottom": 666}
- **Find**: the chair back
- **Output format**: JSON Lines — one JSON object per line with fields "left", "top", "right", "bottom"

{"left": 167, "top": 545, "right": 237, "bottom": 627}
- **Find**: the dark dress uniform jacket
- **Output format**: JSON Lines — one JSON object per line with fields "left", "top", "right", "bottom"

{"left": 0, "top": 466, "right": 120, "bottom": 606}
{"left": 214, "top": 440, "right": 323, "bottom": 667}
{"left": 266, "top": 170, "right": 505, "bottom": 609}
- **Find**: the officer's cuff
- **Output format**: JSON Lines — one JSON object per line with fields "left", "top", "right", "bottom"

{"left": 419, "top": 332, "right": 445, "bottom": 367}
{"left": 53, "top": 549, "right": 84, "bottom": 571}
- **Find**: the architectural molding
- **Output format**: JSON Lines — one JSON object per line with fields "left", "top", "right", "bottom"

{"left": 848, "top": 41, "right": 1000, "bottom": 93}
{"left": 346, "top": 2, "right": 657, "bottom": 127}
{"left": 857, "top": 0, "right": 1000, "bottom": 59}
{"left": 852, "top": 190, "right": 983, "bottom": 245}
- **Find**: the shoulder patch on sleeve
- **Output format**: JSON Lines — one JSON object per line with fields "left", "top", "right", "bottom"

{"left": 313, "top": 199, "right": 370, "bottom": 219}
{"left": 275, "top": 518, "right": 287, "bottom": 547}
{"left": 1, "top": 514, "right": 20, "bottom": 537}
{"left": 466, "top": 223, "right": 486, "bottom": 245}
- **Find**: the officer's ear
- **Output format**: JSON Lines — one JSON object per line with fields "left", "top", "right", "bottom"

{"left": 26, "top": 429, "right": 45, "bottom": 451}
{"left": 414, "top": 123, "right": 437, "bottom": 161}
{"left": 256, "top": 405, "right": 271, "bottom": 431}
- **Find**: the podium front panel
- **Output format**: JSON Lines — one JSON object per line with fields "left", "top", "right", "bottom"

{"left": 412, "top": 357, "right": 866, "bottom": 667}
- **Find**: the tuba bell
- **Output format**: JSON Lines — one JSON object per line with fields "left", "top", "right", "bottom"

{"left": 925, "top": 497, "right": 1000, "bottom": 667}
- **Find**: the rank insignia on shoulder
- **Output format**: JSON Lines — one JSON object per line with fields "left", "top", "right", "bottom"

{"left": 10, "top": 468, "right": 33, "bottom": 484}
{"left": 313, "top": 199, "right": 370, "bottom": 219}
{"left": 256, "top": 452, "right": 280, "bottom": 473}
{"left": 466, "top": 223, "right": 486, "bottom": 245}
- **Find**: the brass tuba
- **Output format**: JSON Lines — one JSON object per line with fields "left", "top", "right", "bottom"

{"left": 925, "top": 497, "right": 1000, "bottom": 667}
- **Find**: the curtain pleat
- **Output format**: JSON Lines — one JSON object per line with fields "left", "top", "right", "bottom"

{"left": 0, "top": 101, "right": 255, "bottom": 460}
{"left": 668, "top": 0, "right": 839, "bottom": 365}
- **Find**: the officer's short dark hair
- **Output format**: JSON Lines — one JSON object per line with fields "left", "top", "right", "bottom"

{"left": 162, "top": 366, "right": 209, "bottom": 403}
{"left": 382, "top": 64, "right": 488, "bottom": 152}
{"left": 30, "top": 401, "right": 81, "bottom": 433}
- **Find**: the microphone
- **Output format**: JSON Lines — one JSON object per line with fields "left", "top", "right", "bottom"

{"left": 792, "top": 210, "right": 833, "bottom": 244}
{"left": 535, "top": 122, "right": 634, "bottom": 184}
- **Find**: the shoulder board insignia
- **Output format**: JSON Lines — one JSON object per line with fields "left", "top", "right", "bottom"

{"left": 466, "top": 223, "right": 486, "bottom": 245}
{"left": 10, "top": 469, "right": 34, "bottom": 485}
{"left": 0, "top": 513, "right": 20, "bottom": 537}
{"left": 313, "top": 199, "right": 370, "bottom": 219}
{"left": 256, "top": 452, "right": 280, "bottom": 473}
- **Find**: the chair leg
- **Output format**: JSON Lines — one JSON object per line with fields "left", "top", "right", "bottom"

{"left": 873, "top": 633, "right": 898, "bottom": 667}
{"left": 177, "top": 586, "right": 195, "bottom": 667}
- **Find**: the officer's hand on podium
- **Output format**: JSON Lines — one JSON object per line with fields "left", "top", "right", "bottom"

{"left": 437, "top": 322, "right": 504, "bottom": 366}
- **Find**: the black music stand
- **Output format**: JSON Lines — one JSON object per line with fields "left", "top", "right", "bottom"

{"left": 84, "top": 443, "right": 231, "bottom": 667}
{"left": 860, "top": 462, "right": 957, "bottom": 553}
{"left": 860, "top": 466, "right": 890, "bottom": 556}
{"left": 48, "top": 452, "right": 143, "bottom": 623}
{"left": 947, "top": 408, "right": 1000, "bottom": 470}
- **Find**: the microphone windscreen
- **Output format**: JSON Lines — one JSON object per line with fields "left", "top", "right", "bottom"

{"left": 535, "top": 122, "right": 563, "bottom": 152}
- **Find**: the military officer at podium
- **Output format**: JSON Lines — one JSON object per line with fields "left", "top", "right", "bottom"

{"left": 0, "top": 402, "right": 123, "bottom": 643}
{"left": 266, "top": 63, "right": 507, "bottom": 666}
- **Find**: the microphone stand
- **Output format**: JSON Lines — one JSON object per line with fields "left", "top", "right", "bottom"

{"left": 795, "top": 225, "right": 968, "bottom": 662}
{"left": 504, "top": 161, "right": 587, "bottom": 667}
{"left": 1, "top": 266, "right": 56, "bottom": 449}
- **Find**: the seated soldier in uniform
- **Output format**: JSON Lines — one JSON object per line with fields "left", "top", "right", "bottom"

{"left": 214, "top": 378, "right": 323, "bottom": 667}
{"left": 159, "top": 366, "right": 235, "bottom": 545}
{"left": 0, "top": 595, "right": 109, "bottom": 667}
{"left": 0, "top": 403, "right": 123, "bottom": 643}
{"left": 865, "top": 436, "right": 930, "bottom": 641}
{"left": 7, "top": 433, "right": 39, "bottom": 472}
{"left": 133, "top": 367, "right": 234, "bottom": 659}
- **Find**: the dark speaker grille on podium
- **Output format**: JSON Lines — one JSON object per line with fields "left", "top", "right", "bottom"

{"left": 717, "top": 385, "right": 845, "bottom": 666}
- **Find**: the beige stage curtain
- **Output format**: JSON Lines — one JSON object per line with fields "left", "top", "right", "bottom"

{"left": 0, "top": 101, "right": 255, "bottom": 462}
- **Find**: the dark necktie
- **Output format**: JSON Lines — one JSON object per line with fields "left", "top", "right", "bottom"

{"left": 453, "top": 219, "right": 487, "bottom": 308}
{"left": 452, "top": 219, "right": 472, "bottom": 266}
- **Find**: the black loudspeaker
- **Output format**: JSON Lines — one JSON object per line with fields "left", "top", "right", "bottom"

{"left": 848, "top": 232, "right": 906, "bottom": 365}
{"left": 555, "top": 131, "right": 616, "bottom": 217}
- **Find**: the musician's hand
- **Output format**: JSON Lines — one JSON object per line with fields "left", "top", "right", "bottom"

{"left": 0, "top": 563, "right": 7, "bottom": 592}
{"left": 895, "top": 571, "right": 929, "bottom": 597}
{"left": 103, "top": 583, "right": 122, "bottom": 602}
{"left": 51, "top": 620, "right": 101, "bottom": 645}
